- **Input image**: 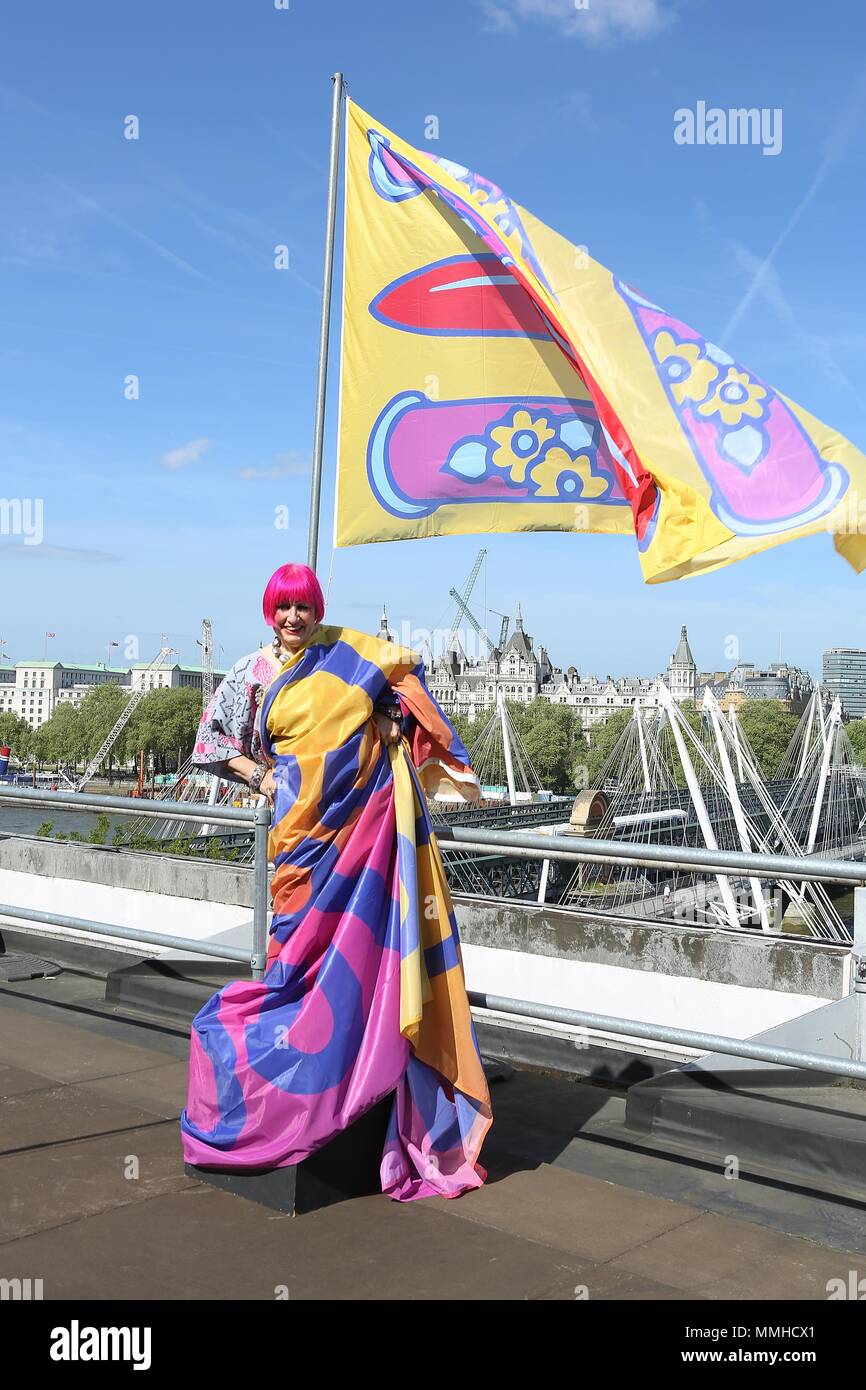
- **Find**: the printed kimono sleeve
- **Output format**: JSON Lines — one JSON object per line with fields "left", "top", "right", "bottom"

{"left": 388, "top": 659, "right": 482, "bottom": 805}
{"left": 192, "top": 651, "right": 265, "bottom": 784}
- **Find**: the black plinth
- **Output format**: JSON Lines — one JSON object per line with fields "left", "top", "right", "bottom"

{"left": 184, "top": 1091, "right": 395, "bottom": 1216}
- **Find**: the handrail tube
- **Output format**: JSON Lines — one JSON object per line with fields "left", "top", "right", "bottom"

{"left": 0, "top": 902, "right": 252, "bottom": 965}
{"left": 468, "top": 991, "right": 866, "bottom": 1081}
{"left": 0, "top": 783, "right": 256, "bottom": 827}
{"left": 437, "top": 825, "right": 866, "bottom": 887}
{"left": 441, "top": 837, "right": 859, "bottom": 887}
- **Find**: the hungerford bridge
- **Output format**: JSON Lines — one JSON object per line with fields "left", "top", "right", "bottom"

{"left": 125, "top": 685, "right": 865, "bottom": 944}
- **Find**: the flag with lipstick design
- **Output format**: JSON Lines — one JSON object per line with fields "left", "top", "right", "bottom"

{"left": 335, "top": 100, "right": 866, "bottom": 582}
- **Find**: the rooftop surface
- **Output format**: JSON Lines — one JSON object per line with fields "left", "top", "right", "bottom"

{"left": 2, "top": 969, "right": 864, "bottom": 1301}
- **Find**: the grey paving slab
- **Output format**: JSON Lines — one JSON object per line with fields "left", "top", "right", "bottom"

{"left": 0, "top": 1063, "right": 56, "bottom": 1100}
{"left": 1, "top": 1083, "right": 169, "bottom": 1154}
{"left": 698, "top": 1244, "right": 866, "bottom": 1301}
{"left": 609, "top": 1210, "right": 860, "bottom": 1299}
{"left": 0, "top": 980, "right": 190, "bottom": 1065}
{"left": 79, "top": 1060, "right": 189, "bottom": 1118}
{"left": 436, "top": 1161, "right": 699, "bottom": 1262}
{"left": 556, "top": 1093, "right": 866, "bottom": 1257}
{"left": 538, "top": 1266, "right": 706, "bottom": 1301}
{"left": 0, "top": 1184, "right": 594, "bottom": 1301}
{"left": 0, "top": 1122, "right": 195, "bottom": 1243}
{"left": 0, "top": 1000, "right": 181, "bottom": 1083}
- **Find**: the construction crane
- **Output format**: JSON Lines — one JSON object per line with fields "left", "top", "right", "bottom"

{"left": 446, "top": 548, "right": 486, "bottom": 655}
{"left": 76, "top": 644, "right": 173, "bottom": 791}
{"left": 198, "top": 618, "right": 214, "bottom": 713}
{"left": 489, "top": 609, "right": 510, "bottom": 651}
{"left": 448, "top": 589, "right": 496, "bottom": 657}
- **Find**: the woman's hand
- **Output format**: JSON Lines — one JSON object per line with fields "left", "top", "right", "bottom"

{"left": 373, "top": 711, "right": 402, "bottom": 748}
{"left": 259, "top": 769, "right": 276, "bottom": 804}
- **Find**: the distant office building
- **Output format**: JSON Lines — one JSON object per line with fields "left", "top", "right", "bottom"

{"left": 711, "top": 662, "right": 814, "bottom": 715}
{"left": 823, "top": 649, "right": 866, "bottom": 719}
{"left": 0, "top": 659, "right": 227, "bottom": 730}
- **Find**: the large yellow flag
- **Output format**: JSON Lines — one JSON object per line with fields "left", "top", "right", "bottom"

{"left": 335, "top": 99, "right": 866, "bottom": 583}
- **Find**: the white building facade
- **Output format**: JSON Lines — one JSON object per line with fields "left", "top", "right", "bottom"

{"left": 0, "top": 660, "right": 226, "bottom": 730}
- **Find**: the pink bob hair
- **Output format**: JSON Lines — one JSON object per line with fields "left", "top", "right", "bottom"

{"left": 262, "top": 563, "right": 325, "bottom": 627}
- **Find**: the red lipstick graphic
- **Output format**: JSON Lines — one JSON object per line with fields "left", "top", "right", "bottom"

{"left": 369, "top": 255, "right": 554, "bottom": 340}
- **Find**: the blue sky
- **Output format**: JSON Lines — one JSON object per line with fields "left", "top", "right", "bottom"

{"left": 1, "top": 0, "right": 865, "bottom": 681}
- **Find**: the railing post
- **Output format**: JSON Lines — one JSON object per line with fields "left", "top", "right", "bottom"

{"left": 537, "top": 858, "right": 550, "bottom": 905}
{"left": 251, "top": 796, "right": 271, "bottom": 981}
{"left": 853, "top": 888, "right": 866, "bottom": 1062}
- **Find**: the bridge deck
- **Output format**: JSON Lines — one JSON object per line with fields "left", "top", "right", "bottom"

{"left": 1, "top": 970, "right": 862, "bottom": 1300}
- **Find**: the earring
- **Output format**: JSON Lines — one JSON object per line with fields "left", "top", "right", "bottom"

{"left": 272, "top": 634, "right": 281, "bottom": 655}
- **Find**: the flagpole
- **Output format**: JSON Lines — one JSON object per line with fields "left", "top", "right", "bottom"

{"left": 307, "top": 70, "right": 346, "bottom": 573}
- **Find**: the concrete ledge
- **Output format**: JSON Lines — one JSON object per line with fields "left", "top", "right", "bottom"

{"left": 624, "top": 995, "right": 866, "bottom": 1202}
{"left": 454, "top": 893, "right": 850, "bottom": 999}
{"left": 0, "top": 835, "right": 257, "bottom": 906}
{"left": 0, "top": 840, "right": 849, "bottom": 1004}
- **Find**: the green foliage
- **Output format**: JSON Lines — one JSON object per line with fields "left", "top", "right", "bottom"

{"left": 126, "top": 687, "right": 203, "bottom": 773}
{"left": 0, "top": 711, "right": 32, "bottom": 760}
{"left": 88, "top": 813, "right": 110, "bottom": 845}
{"left": 735, "top": 700, "right": 798, "bottom": 778}
{"left": 36, "top": 820, "right": 54, "bottom": 837}
{"left": 11, "top": 683, "right": 205, "bottom": 778}
{"left": 36, "top": 701, "right": 85, "bottom": 768}
{"left": 449, "top": 711, "right": 475, "bottom": 754}
{"left": 847, "top": 719, "right": 866, "bottom": 768}
{"left": 505, "top": 698, "right": 585, "bottom": 794}
{"left": 585, "top": 709, "right": 631, "bottom": 786}
{"left": 165, "top": 836, "right": 195, "bottom": 856}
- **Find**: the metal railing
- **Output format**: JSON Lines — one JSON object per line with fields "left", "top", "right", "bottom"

{"left": 435, "top": 822, "right": 866, "bottom": 887}
{"left": 0, "top": 784, "right": 272, "bottom": 979}
{"left": 1, "top": 784, "right": 866, "bottom": 1076}
{"left": 466, "top": 992, "right": 866, "bottom": 1081}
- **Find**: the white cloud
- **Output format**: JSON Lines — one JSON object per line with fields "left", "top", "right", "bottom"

{"left": 239, "top": 450, "right": 310, "bottom": 480}
{"left": 161, "top": 437, "right": 213, "bottom": 470}
{"left": 480, "top": 0, "right": 672, "bottom": 44}
{"left": 562, "top": 90, "right": 605, "bottom": 130}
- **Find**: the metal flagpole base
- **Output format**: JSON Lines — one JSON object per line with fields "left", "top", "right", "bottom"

{"left": 184, "top": 1091, "right": 395, "bottom": 1216}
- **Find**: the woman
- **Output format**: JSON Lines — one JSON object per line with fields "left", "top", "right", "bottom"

{"left": 180, "top": 562, "right": 492, "bottom": 1201}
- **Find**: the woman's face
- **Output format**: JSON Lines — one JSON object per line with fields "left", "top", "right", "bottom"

{"left": 273, "top": 601, "right": 318, "bottom": 652}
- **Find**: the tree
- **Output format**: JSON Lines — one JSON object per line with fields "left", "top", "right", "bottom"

{"left": 448, "top": 710, "right": 475, "bottom": 755}
{"left": 77, "top": 682, "right": 130, "bottom": 779}
{"left": 735, "top": 700, "right": 798, "bottom": 778}
{"left": 585, "top": 709, "right": 631, "bottom": 786}
{"left": 0, "top": 712, "right": 31, "bottom": 762}
{"left": 846, "top": 718, "right": 866, "bottom": 768}
{"left": 37, "top": 702, "right": 85, "bottom": 769}
{"left": 508, "top": 698, "right": 582, "bottom": 794}
{"left": 126, "top": 687, "right": 203, "bottom": 773}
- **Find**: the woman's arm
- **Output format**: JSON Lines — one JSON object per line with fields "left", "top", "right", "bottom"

{"left": 225, "top": 754, "right": 276, "bottom": 804}
{"left": 192, "top": 653, "right": 274, "bottom": 795}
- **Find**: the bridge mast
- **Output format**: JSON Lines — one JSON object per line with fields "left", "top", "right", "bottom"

{"left": 806, "top": 697, "right": 842, "bottom": 854}
{"left": 704, "top": 688, "right": 770, "bottom": 932}
{"left": 660, "top": 686, "right": 740, "bottom": 931}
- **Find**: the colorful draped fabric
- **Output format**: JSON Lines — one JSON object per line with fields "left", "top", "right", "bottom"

{"left": 336, "top": 99, "right": 866, "bottom": 583}
{"left": 180, "top": 625, "right": 491, "bottom": 1201}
